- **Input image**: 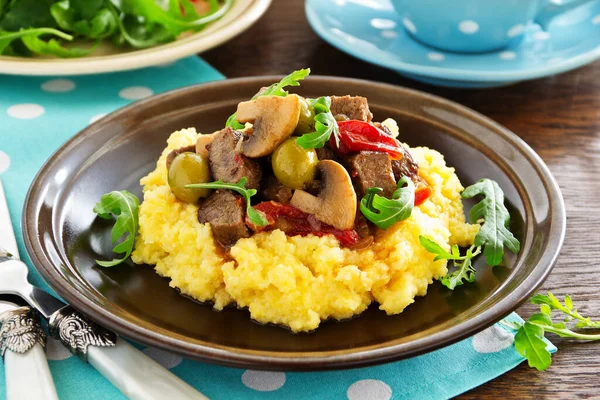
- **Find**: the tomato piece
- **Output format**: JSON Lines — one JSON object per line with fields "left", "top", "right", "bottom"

{"left": 331, "top": 120, "right": 404, "bottom": 160}
{"left": 247, "top": 201, "right": 360, "bottom": 247}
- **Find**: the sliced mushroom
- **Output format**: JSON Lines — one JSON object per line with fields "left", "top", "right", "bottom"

{"left": 290, "top": 160, "right": 357, "bottom": 230}
{"left": 196, "top": 132, "right": 217, "bottom": 158}
{"left": 235, "top": 94, "right": 301, "bottom": 158}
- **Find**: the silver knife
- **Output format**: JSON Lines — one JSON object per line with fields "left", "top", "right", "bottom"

{"left": 0, "top": 178, "right": 208, "bottom": 400}
{"left": 0, "top": 180, "right": 58, "bottom": 400}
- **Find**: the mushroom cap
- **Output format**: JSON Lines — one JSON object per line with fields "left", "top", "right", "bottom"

{"left": 196, "top": 132, "right": 217, "bottom": 158}
{"left": 290, "top": 160, "right": 357, "bottom": 230}
{"left": 235, "top": 94, "right": 301, "bottom": 158}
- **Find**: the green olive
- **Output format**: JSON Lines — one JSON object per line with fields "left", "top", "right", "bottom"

{"left": 295, "top": 97, "right": 316, "bottom": 135}
{"left": 272, "top": 138, "right": 319, "bottom": 189}
{"left": 168, "top": 152, "right": 212, "bottom": 203}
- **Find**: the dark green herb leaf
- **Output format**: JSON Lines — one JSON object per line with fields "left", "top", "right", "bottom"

{"left": 185, "top": 178, "right": 268, "bottom": 227}
{"left": 51, "top": 1, "right": 117, "bottom": 39}
{"left": 0, "top": 0, "right": 58, "bottom": 31}
{"left": 93, "top": 190, "right": 140, "bottom": 267}
{"left": 226, "top": 68, "right": 311, "bottom": 129}
{"left": 462, "top": 178, "right": 520, "bottom": 266}
{"left": 359, "top": 176, "right": 414, "bottom": 229}
{"left": 296, "top": 96, "right": 340, "bottom": 149}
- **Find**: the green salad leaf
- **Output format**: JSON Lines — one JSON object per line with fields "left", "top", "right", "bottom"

{"left": 226, "top": 68, "right": 312, "bottom": 130}
{"left": 0, "top": 27, "right": 72, "bottom": 54}
{"left": 0, "top": 0, "right": 58, "bottom": 31}
{"left": 462, "top": 178, "right": 521, "bottom": 266}
{"left": 0, "top": 0, "right": 232, "bottom": 57}
{"left": 359, "top": 176, "right": 414, "bottom": 229}
{"left": 295, "top": 96, "right": 340, "bottom": 149}
{"left": 21, "top": 32, "right": 93, "bottom": 57}
{"left": 93, "top": 190, "right": 140, "bottom": 267}
{"left": 185, "top": 178, "right": 268, "bottom": 227}
{"left": 51, "top": 1, "right": 117, "bottom": 39}
{"left": 505, "top": 293, "right": 600, "bottom": 371}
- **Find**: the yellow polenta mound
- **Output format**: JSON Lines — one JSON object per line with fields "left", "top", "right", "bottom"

{"left": 132, "top": 128, "right": 478, "bottom": 332}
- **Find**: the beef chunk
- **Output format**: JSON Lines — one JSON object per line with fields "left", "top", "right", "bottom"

{"left": 391, "top": 146, "right": 419, "bottom": 181}
{"left": 261, "top": 175, "right": 293, "bottom": 204}
{"left": 348, "top": 151, "right": 397, "bottom": 197}
{"left": 330, "top": 96, "right": 373, "bottom": 122}
{"left": 208, "top": 127, "right": 262, "bottom": 190}
{"left": 315, "top": 146, "right": 338, "bottom": 162}
{"left": 197, "top": 190, "right": 250, "bottom": 247}
{"left": 166, "top": 145, "right": 196, "bottom": 171}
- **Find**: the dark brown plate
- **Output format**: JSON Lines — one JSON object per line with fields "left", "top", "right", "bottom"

{"left": 23, "top": 76, "right": 566, "bottom": 370}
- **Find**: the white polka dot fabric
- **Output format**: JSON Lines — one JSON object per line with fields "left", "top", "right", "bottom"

{"left": 0, "top": 57, "right": 556, "bottom": 399}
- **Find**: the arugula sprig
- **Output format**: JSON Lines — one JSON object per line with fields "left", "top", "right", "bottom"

{"left": 226, "top": 68, "right": 311, "bottom": 130}
{"left": 419, "top": 178, "right": 520, "bottom": 289}
{"left": 185, "top": 178, "right": 268, "bottom": 227}
{"left": 462, "top": 178, "right": 520, "bottom": 266}
{"left": 503, "top": 293, "right": 600, "bottom": 371}
{"left": 93, "top": 190, "right": 140, "bottom": 267}
{"left": 295, "top": 96, "right": 340, "bottom": 149}
{"left": 419, "top": 236, "right": 482, "bottom": 290}
{"left": 359, "top": 176, "right": 414, "bottom": 229}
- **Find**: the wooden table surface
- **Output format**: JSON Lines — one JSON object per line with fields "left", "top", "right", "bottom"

{"left": 205, "top": 1, "right": 600, "bottom": 397}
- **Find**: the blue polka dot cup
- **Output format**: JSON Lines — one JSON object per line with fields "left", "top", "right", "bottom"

{"left": 391, "top": 0, "right": 597, "bottom": 53}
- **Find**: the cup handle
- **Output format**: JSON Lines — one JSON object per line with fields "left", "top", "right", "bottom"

{"left": 535, "top": 0, "right": 597, "bottom": 30}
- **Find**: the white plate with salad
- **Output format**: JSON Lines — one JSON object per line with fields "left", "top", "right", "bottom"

{"left": 0, "top": 0, "right": 271, "bottom": 76}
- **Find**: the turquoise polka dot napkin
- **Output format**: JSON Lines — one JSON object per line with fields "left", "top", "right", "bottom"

{"left": 0, "top": 57, "right": 555, "bottom": 400}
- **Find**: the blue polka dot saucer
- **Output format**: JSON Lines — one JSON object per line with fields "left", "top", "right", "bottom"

{"left": 305, "top": 0, "right": 600, "bottom": 88}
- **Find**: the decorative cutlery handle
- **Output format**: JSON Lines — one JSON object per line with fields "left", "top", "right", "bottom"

{"left": 1, "top": 307, "right": 58, "bottom": 400}
{"left": 49, "top": 306, "right": 207, "bottom": 400}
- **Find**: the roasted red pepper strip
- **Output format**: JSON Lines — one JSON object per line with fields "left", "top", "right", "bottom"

{"left": 331, "top": 120, "right": 404, "bottom": 160}
{"left": 415, "top": 185, "right": 432, "bottom": 207}
{"left": 246, "top": 201, "right": 360, "bottom": 247}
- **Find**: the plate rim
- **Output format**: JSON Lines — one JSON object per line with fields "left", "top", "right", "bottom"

{"left": 22, "top": 76, "right": 567, "bottom": 370}
{"left": 0, "top": 0, "right": 272, "bottom": 76}
{"left": 305, "top": 0, "right": 600, "bottom": 83}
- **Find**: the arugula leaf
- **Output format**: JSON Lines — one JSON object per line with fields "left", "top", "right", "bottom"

{"left": 21, "top": 32, "right": 92, "bottom": 57}
{"left": 112, "top": 7, "right": 174, "bottom": 48}
{"left": 93, "top": 190, "right": 140, "bottom": 267}
{"left": 359, "top": 176, "right": 414, "bottom": 229}
{"left": 117, "top": 0, "right": 233, "bottom": 36}
{"left": 419, "top": 235, "right": 482, "bottom": 290}
{"left": 295, "top": 96, "right": 340, "bottom": 149}
{"left": 462, "top": 178, "right": 520, "bottom": 266}
{"left": 0, "top": 0, "right": 58, "bottom": 31}
{"left": 514, "top": 316, "right": 553, "bottom": 371}
{"left": 531, "top": 292, "right": 600, "bottom": 329}
{"left": 419, "top": 236, "right": 460, "bottom": 261}
{"left": 51, "top": 1, "right": 117, "bottom": 39}
{"left": 226, "top": 68, "right": 311, "bottom": 130}
{"left": 440, "top": 248, "right": 478, "bottom": 290}
{"left": 510, "top": 292, "right": 600, "bottom": 371}
{"left": 0, "top": 27, "right": 72, "bottom": 54}
{"left": 185, "top": 178, "right": 268, "bottom": 227}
